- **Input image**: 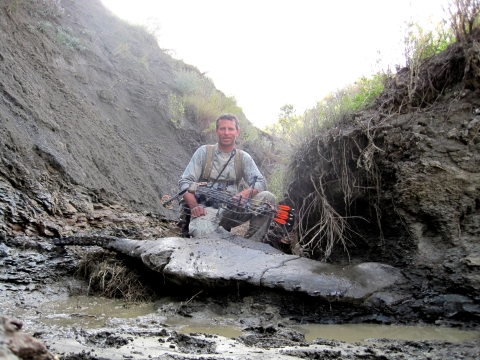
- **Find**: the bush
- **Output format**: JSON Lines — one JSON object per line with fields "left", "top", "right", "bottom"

{"left": 403, "top": 20, "right": 455, "bottom": 68}
{"left": 185, "top": 91, "right": 240, "bottom": 132}
{"left": 342, "top": 73, "right": 387, "bottom": 112}
{"left": 174, "top": 68, "right": 239, "bottom": 132}
{"left": 168, "top": 93, "right": 185, "bottom": 127}
{"left": 37, "top": 20, "right": 52, "bottom": 34}
{"left": 56, "top": 26, "right": 85, "bottom": 51}
{"left": 267, "top": 72, "right": 387, "bottom": 150}
{"left": 446, "top": 0, "right": 480, "bottom": 42}
{"left": 174, "top": 68, "right": 215, "bottom": 96}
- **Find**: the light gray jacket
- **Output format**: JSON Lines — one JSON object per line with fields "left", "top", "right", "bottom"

{"left": 179, "top": 144, "right": 266, "bottom": 194}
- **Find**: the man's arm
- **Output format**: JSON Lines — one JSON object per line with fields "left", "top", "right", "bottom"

{"left": 179, "top": 146, "right": 207, "bottom": 192}
{"left": 232, "top": 188, "right": 259, "bottom": 207}
{"left": 231, "top": 151, "right": 265, "bottom": 207}
{"left": 183, "top": 192, "right": 207, "bottom": 218}
{"left": 179, "top": 146, "right": 208, "bottom": 218}
{"left": 240, "top": 151, "right": 266, "bottom": 193}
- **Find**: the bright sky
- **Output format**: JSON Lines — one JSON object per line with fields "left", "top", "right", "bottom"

{"left": 100, "top": 0, "right": 449, "bottom": 128}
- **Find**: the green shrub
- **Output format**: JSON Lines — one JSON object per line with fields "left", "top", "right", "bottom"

{"left": 403, "top": 20, "right": 455, "bottom": 68}
{"left": 168, "top": 93, "right": 185, "bottom": 127}
{"left": 38, "top": 0, "right": 64, "bottom": 17}
{"left": 277, "top": 104, "right": 301, "bottom": 139}
{"left": 184, "top": 91, "right": 224, "bottom": 131}
{"left": 174, "top": 68, "right": 215, "bottom": 96}
{"left": 56, "top": 26, "right": 85, "bottom": 51}
{"left": 6, "top": 0, "right": 24, "bottom": 14}
{"left": 341, "top": 73, "right": 387, "bottom": 113}
{"left": 113, "top": 42, "right": 130, "bottom": 57}
{"left": 139, "top": 53, "right": 149, "bottom": 69}
{"left": 37, "top": 20, "right": 52, "bottom": 34}
{"left": 175, "top": 68, "right": 245, "bottom": 133}
{"left": 267, "top": 164, "right": 286, "bottom": 200}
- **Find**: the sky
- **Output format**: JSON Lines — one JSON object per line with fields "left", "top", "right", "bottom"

{"left": 100, "top": 0, "right": 449, "bottom": 128}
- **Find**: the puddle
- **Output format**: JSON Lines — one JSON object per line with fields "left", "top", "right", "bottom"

{"left": 163, "top": 308, "right": 244, "bottom": 338}
{"left": 33, "top": 296, "right": 157, "bottom": 328}
{"left": 292, "top": 323, "right": 480, "bottom": 343}
{"left": 9, "top": 295, "right": 480, "bottom": 344}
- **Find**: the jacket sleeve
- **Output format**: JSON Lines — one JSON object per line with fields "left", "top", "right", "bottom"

{"left": 179, "top": 146, "right": 206, "bottom": 192}
{"left": 241, "top": 151, "right": 267, "bottom": 193}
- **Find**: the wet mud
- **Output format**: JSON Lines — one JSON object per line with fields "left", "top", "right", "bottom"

{"left": 1, "top": 240, "right": 479, "bottom": 359}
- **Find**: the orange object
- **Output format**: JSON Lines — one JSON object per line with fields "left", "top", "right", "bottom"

{"left": 276, "top": 212, "right": 289, "bottom": 220}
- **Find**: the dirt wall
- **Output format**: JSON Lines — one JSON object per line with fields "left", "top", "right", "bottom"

{"left": 0, "top": 0, "right": 205, "bottom": 228}
{"left": 288, "top": 36, "right": 480, "bottom": 318}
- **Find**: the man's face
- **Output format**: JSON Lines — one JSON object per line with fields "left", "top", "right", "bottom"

{"left": 216, "top": 119, "right": 240, "bottom": 148}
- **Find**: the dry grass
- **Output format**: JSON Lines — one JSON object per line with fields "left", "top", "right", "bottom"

{"left": 296, "top": 174, "right": 351, "bottom": 261}
{"left": 292, "top": 120, "right": 385, "bottom": 261}
{"left": 75, "top": 250, "right": 153, "bottom": 302}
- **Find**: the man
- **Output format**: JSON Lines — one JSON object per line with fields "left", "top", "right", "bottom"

{"left": 179, "top": 113, "right": 275, "bottom": 241}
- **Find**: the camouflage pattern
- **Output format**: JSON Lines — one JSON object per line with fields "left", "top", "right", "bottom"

{"left": 218, "top": 191, "right": 276, "bottom": 242}
{"left": 179, "top": 144, "right": 266, "bottom": 194}
{"left": 180, "top": 144, "right": 275, "bottom": 242}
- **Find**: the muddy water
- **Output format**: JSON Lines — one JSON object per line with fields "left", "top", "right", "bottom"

{"left": 22, "top": 296, "right": 480, "bottom": 344}
{"left": 17, "top": 295, "right": 157, "bottom": 328}
{"left": 292, "top": 323, "right": 480, "bottom": 343}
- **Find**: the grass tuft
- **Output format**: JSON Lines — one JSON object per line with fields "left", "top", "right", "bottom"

{"left": 76, "top": 250, "right": 153, "bottom": 302}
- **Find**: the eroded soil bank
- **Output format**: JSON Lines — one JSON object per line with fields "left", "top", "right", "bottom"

{"left": 287, "top": 30, "right": 480, "bottom": 334}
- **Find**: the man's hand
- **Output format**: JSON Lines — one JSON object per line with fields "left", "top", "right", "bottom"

{"left": 184, "top": 192, "right": 207, "bottom": 218}
{"left": 190, "top": 205, "right": 207, "bottom": 218}
{"left": 232, "top": 188, "right": 259, "bottom": 208}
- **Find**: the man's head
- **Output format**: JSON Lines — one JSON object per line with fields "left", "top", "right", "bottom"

{"left": 215, "top": 113, "right": 239, "bottom": 130}
{"left": 215, "top": 113, "right": 240, "bottom": 151}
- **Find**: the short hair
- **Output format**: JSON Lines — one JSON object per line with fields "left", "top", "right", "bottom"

{"left": 215, "top": 113, "right": 239, "bottom": 130}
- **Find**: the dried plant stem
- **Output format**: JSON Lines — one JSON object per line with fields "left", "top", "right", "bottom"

{"left": 297, "top": 174, "right": 350, "bottom": 261}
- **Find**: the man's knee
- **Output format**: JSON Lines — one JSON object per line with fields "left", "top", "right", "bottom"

{"left": 254, "top": 191, "right": 276, "bottom": 204}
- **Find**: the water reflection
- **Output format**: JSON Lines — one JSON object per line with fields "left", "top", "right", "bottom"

{"left": 292, "top": 323, "right": 480, "bottom": 343}
{"left": 34, "top": 296, "right": 156, "bottom": 328}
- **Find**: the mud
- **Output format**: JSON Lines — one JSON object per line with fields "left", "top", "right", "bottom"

{"left": 3, "top": 309, "right": 480, "bottom": 359}
{"left": 2, "top": 237, "right": 480, "bottom": 359}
